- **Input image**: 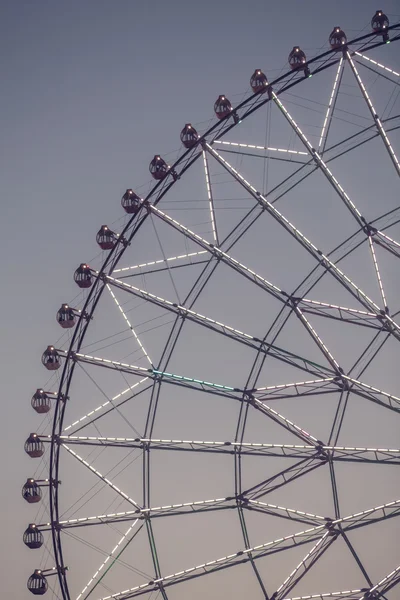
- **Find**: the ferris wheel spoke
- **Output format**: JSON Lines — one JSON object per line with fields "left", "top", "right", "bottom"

{"left": 354, "top": 51, "right": 400, "bottom": 80}
{"left": 274, "top": 531, "right": 335, "bottom": 600}
{"left": 61, "top": 444, "right": 141, "bottom": 510}
{"left": 95, "top": 501, "right": 400, "bottom": 600}
{"left": 347, "top": 51, "right": 400, "bottom": 177}
{"left": 49, "top": 438, "right": 400, "bottom": 465}
{"left": 298, "top": 298, "right": 381, "bottom": 329}
{"left": 375, "top": 228, "right": 400, "bottom": 258}
{"left": 318, "top": 57, "right": 344, "bottom": 153}
{"left": 213, "top": 142, "right": 309, "bottom": 164}
{"left": 105, "top": 274, "right": 334, "bottom": 379}
{"left": 112, "top": 251, "right": 208, "bottom": 278}
{"left": 367, "top": 237, "right": 389, "bottom": 311}
{"left": 253, "top": 377, "right": 337, "bottom": 400}
{"left": 106, "top": 285, "right": 153, "bottom": 367}
{"left": 202, "top": 150, "right": 219, "bottom": 245}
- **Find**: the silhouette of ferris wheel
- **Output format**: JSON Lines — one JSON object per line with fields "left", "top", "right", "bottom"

{"left": 24, "top": 10, "right": 400, "bottom": 600}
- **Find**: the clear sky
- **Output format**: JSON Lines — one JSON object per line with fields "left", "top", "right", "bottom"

{"left": 2, "top": 1, "right": 400, "bottom": 598}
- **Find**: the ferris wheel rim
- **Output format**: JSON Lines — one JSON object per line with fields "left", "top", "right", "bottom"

{"left": 38, "top": 25, "right": 400, "bottom": 600}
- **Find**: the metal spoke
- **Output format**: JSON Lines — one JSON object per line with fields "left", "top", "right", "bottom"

{"left": 48, "top": 438, "right": 400, "bottom": 464}
{"left": 106, "top": 284, "right": 153, "bottom": 366}
{"left": 274, "top": 531, "right": 335, "bottom": 599}
{"left": 202, "top": 150, "right": 219, "bottom": 244}
{"left": 367, "top": 237, "right": 388, "bottom": 310}
{"left": 112, "top": 251, "right": 208, "bottom": 277}
{"left": 319, "top": 57, "right": 344, "bottom": 153}
{"left": 355, "top": 51, "right": 400, "bottom": 78}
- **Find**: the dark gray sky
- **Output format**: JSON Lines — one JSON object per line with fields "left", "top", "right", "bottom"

{"left": 2, "top": 1, "right": 400, "bottom": 598}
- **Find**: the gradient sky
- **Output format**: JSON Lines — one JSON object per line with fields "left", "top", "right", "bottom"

{"left": 2, "top": 1, "right": 400, "bottom": 598}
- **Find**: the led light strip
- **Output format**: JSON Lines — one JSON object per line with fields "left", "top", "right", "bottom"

{"left": 214, "top": 140, "right": 308, "bottom": 155}
{"left": 355, "top": 51, "right": 400, "bottom": 77}
{"left": 202, "top": 150, "right": 218, "bottom": 244}
{"left": 106, "top": 284, "right": 153, "bottom": 365}
{"left": 113, "top": 251, "right": 208, "bottom": 274}
{"left": 368, "top": 237, "right": 387, "bottom": 309}
{"left": 318, "top": 58, "right": 344, "bottom": 149}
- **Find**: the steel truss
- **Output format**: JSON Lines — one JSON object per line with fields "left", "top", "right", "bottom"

{"left": 29, "top": 21, "right": 400, "bottom": 600}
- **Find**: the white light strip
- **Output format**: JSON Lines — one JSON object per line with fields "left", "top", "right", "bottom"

{"left": 368, "top": 237, "right": 387, "bottom": 309}
{"left": 368, "top": 565, "right": 400, "bottom": 596}
{"left": 106, "top": 284, "right": 153, "bottom": 366}
{"left": 347, "top": 51, "right": 400, "bottom": 176}
{"left": 205, "top": 144, "right": 382, "bottom": 317}
{"left": 355, "top": 51, "right": 400, "bottom": 77}
{"left": 331, "top": 499, "right": 400, "bottom": 525}
{"left": 271, "top": 91, "right": 363, "bottom": 220}
{"left": 318, "top": 57, "right": 343, "bottom": 149}
{"left": 377, "top": 229, "right": 400, "bottom": 250}
{"left": 76, "top": 519, "right": 139, "bottom": 600}
{"left": 248, "top": 500, "right": 325, "bottom": 521}
{"left": 63, "top": 378, "right": 149, "bottom": 432}
{"left": 300, "top": 298, "right": 376, "bottom": 317}
{"left": 214, "top": 140, "right": 308, "bottom": 156}
{"left": 113, "top": 251, "right": 208, "bottom": 274}
{"left": 282, "top": 589, "right": 362, "bottom": 599}
{"left": 255, "top": 378, "right": 334, "bottom": 392}
{"left": 62, "top": 444, "right": 141, "bottom": 508}
{"left": 202, "top": 150, "right": 218, "bottom": 244}
{"left": 343, "top": 376, "right": 400, "bottom": 405}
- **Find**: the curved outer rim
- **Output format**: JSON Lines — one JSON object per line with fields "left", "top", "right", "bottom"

{"left": 45, "top": 26, "right": 400, "bottom": 599}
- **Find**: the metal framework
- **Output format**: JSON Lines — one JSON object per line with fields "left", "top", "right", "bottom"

{"left": 24, "top": 17, "right": 400, "bottom": 600}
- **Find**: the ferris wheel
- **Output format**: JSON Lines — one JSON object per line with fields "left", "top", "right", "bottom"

{"left": 23, "top": 10, "right": 400, "bottom": 600}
